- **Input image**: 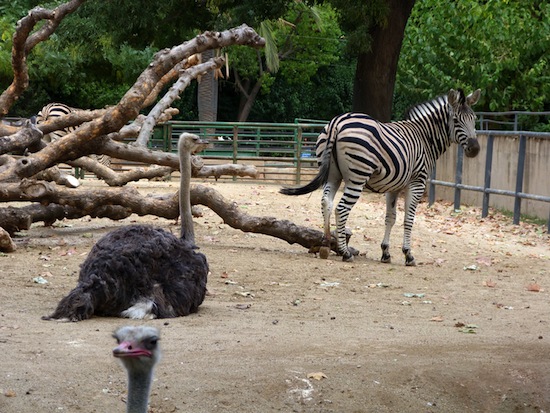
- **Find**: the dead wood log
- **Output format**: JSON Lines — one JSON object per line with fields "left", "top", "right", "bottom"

{"left": 0, "top": 182, "right": 355, "bottom": 255}
{"left": 0, "top": 0, "right": 86, "bottom": 115}
{"left": 134, "top": 56, "right": 213, "bottom": 146}
{"left": 142, "top": 54, "right": 201, "bottom": 108}
{"left": 33, "top": 166, "right": 80, "bottom": 188}
{"left": 0, "top": 123, "right": 20, "bottom": 137}
{"left": 0, "top": 226, "right": 16, "bottom": 252}
{"left": 0, "top": 203, "right": 134, "bottom": 236}
{"left": 192, "top": 185, "right": 354, "bottom": 254}
{"left": 0, "top": 25, "right": 265, "bottom": 183}
{"left": 0, "top": 120, "right": 43, "bottom": 155}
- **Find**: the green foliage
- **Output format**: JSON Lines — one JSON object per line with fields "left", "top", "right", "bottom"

{"left": 395, "top": 0, "right": 550, "bottom": 117}
{"left": 327, "top": 0, "right": 389, "bottom": 56}
{"left": 3, "top": 0, "right": 550, "bottom": 125}
{"left": 227, "top": 2, "right": 345, "bottom": 94}
{"left": 246, "top": 61, "right": 354, "bottom": 122}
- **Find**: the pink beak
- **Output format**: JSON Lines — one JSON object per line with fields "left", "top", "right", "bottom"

{"left": 113, "top": 341, "right": 153, "bottom": 358}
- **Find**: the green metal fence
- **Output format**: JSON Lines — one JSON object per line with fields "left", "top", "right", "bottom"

{"left": 150, "top": 120, "right": 326, "bottom": 184}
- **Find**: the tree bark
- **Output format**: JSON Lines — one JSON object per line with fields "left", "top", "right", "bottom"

{"left": 0, "top": 9, "right": 341, "bottom": 258}
{"left": 0, "top": 25, "right": 265, "bottom": 183}
{"left": 0, "top": 183, "right": 355, "bottom": 256}
{"left": 352, "top": 0, "right": 416, "bottom": 121}
{"left": 0, "top": 120, "right": 43, "bottom": 155}
{"left": 0, "top": 0, "right": 87, "bottom": 115}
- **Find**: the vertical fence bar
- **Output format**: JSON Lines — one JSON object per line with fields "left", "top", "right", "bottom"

{"left": 164, "top": 123, "right": 172, "bottom": 152}
{"left": 428, "top": 167, "right": 436, "bottom": 206}
{"left": 513, "top": 134, "right": 527, "bottom": 224}
{"left": 295, "top": 127, "right": 303, "bottom": 185}
{"left": 482, "top": 134, "right": 494, "bottom": 218}
{"left": 454, "top": 145, "right": 464, "bottom": 210}
{"left": 231, "top": 125, "right": 238, "bottom": 164}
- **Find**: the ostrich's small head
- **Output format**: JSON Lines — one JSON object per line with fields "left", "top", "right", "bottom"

{"left": 178, "top": 132, "right": 209, "bottom": 154}
{"left": 112, "top": 326, "right": 161, "bottom": 373}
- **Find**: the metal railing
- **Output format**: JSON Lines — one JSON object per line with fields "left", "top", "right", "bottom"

{"left": 156, "top": 122, "right": 549, "bottom": 230}
{"left": 477, "top": 111, "right": 550, "bottom": 131}
{"left": 427, "top": 130, "right": 550, "bottom": 231}
{"left": 152, "top": 120, "right": 326, "bottom": 184}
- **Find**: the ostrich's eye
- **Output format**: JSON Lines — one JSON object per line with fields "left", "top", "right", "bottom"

{"left": 145, "top": 337, "right": 158, "bottom": 349}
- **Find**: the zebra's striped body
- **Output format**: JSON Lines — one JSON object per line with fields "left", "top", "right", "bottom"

{"left": 36, "top": 103, "right": 111, "bottom": 167}
{"left": 281, "top": 89, "right": 481, "bottom": 265}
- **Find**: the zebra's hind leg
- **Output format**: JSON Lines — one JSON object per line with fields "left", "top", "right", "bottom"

{"left": 319, "top": 178, "right": 340, "bottom": 259}
{"left": 335, "top": 188, "right": 360, "bottom": 262}
{"left": 403, "top": 246, "right": 416, "bottom": 266}
{"left": 380, "top": 192, "right": 399, "bottom": 264}
{"left": 401, "top": 183, "right": 424, "bottom": 266}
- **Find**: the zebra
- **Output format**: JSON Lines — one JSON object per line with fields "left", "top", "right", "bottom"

{"left": 280, "top": 89, "right": 481, "bottom": 265}
{"left": 36, "top": 103, "right": 111, "bottom": 167}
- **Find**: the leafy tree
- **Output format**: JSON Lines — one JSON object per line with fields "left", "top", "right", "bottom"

{"left": 329, "top": 0, "right": 416, "bottom": 121}
{"left": 222, "top": 1, "right": 346, "bottom": 121}
{"left": 395, "top": 0, "right": 550, "bottom": 118}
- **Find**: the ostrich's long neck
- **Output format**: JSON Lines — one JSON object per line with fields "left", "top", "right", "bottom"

{"left": 126, "top": 370, "right": 153, "bottom": 413}
{"left": 179, "top": 145, "right": 195, "bottom": 243}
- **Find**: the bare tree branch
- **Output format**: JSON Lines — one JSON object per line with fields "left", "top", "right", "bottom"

{"left": 0, "top": 183, "right": 354, "bottom": 255}
{"left": 0, "top": 25, "right": 265, "bottom": 183}
{"left": 135, "top": 57, "right": 225, "bottom": 147}
{"left": 0, "top": 0, "right": 87, "bottom": 115}
{"left": 0, "top": 120, "right": 43, "bottom": 155}
{"left": 142, "top": 54, "right": 201, "bottom": 108}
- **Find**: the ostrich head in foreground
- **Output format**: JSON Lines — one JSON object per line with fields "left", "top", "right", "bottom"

{"left": 113, "top": 326, "right": 161, "bottom": 413}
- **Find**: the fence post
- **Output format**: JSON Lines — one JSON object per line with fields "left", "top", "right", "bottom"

{"left": 454, "top": 145, "right": 464, "bottom": 210}
{"left": 232, "top": 125, "right": 238, "bottom": 164}
{"left": 482, "top": 134, "right": 494, "bottom": 218}
{"left": 295, "top": 127, "right": 303, "bottom": 185}
{"left": 428, "top": 167, "right": 436, "bottom": 206}
{"left": 164, "top": 123, "right": 172, "bottom": 152}
{"left": 513, "top": 134, "right": 527, "bottom": 225}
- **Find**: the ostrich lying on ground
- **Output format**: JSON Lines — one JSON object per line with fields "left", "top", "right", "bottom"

{"left": 42, "top": 133, "right": 209, "bottom": 321}
{"left": 113, "top": 326, "right": 161, "bottom": 413}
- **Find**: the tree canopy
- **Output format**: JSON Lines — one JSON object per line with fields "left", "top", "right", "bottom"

{"left": 395, "top": 0, "right": 550, "bottom": 119}
{"left": 1, "top": 0, "right": 549, "bottom": 124}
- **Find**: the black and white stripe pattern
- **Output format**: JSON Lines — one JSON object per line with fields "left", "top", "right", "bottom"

{"left": 36, "top": 103, "right": 111, "bottom": 167}
{"left": 281, "top": 89, "right": 481, "bottom": 265}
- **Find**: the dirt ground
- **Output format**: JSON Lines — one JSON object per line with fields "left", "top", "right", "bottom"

{"left": 1, "top": 180, "right": 549, "bottom": 413}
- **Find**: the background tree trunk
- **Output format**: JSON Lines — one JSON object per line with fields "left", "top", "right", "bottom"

{"left": 352, "top": 0, "right": 416, "bottom": 122}
{"left": 198, "top": 49, "right": 219, "bottom": 123}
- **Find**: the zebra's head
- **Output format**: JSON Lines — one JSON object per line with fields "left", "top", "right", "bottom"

{"left": 447, "top": 89, "right": 481, "bottom": 158}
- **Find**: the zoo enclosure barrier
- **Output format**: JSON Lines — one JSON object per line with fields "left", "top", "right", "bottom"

{"left": 149, "top": 122, "right": 549, "bottom": 231}
{"left": 428, "top": 130, "right": 550, "bottom": 232}
{"left": 476, "top": 111, "right": 550, "bottom": 131}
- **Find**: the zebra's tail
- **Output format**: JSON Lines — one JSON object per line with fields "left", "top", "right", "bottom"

{"left": 279, "top": 134, "right": 333, "bottom": 196}
{"left": 279, "top": 164, "right": 329, "bottom": 196}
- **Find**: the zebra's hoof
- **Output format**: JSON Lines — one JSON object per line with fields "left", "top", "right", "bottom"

{"left": 405, "top": 258, "right": 417, "bottom": 267}
{"left": 380, "top": 255, "right": 391, "bottom": 264}
{"left": 342, "top": 253, "right": 354, "bottom": 262}
{"left": 319, "top": 246, "right": 330, "bottom": 259}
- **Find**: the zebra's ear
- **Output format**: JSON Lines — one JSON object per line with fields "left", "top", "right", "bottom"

{"left": 447, "top": 89, "right": 460, "bottom": 107}
{"left": 466, "top": 89, "right": 481, "bottom": 106}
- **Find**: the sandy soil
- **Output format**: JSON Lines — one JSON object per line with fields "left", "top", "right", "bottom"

{"left": 1, "top": 180, "right": 549, "bottom": 413}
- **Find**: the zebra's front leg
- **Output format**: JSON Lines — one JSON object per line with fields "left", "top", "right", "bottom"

{"left": 380, "top": 192, "right": 398, "bottom": 264}
{"left": 401, "top": 184, "right": 424, "bottom": 266}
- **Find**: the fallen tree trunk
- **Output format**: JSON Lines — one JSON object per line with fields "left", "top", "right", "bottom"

{"left": 0, "top": 183, "right": 355, "bottom": 255}
{"left": 0, "top": 11, "right": 338, "bottom": 257}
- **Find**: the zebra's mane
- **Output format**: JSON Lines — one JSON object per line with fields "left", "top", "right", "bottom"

{"left": 402, "top": 94, "right": 449, "bottom": 121}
